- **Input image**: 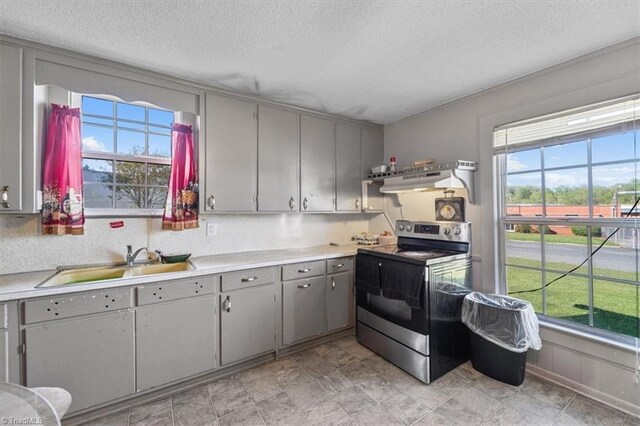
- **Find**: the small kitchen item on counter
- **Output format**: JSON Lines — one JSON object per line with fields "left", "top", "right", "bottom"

{"left": 155, "top": 250, "right": 192, "bottom": 263}
{"left": 371, "top": 164, "right": 388, "bottom": 174}
{"left": 377, "top": 231, "right": 396, "bottom": 245}
{"left": 411, "top": 159, "right": 434, "bottom": 167}
{"left": 435, "top": 190, "right": 465, "bottom": 222}
{"left": 351, "top": 232, "right": 379, "bottom": 245}
{"left": 389, "top": 156, "right": 397, "bottom": 171}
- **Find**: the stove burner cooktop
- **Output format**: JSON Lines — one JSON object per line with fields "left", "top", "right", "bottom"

{"left": 358, "top": 244, "right": 467, "bottom": 265}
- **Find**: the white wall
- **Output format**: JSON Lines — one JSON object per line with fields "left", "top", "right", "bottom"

{"left": 0, "top": 214, "right": 370, "bottom": 275}
{"left": 380, "top": 38, "right": 640, "bottom": 415}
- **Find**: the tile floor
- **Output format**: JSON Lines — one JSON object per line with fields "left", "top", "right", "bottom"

{"left": 81, "top": 335, "right": 638, "bottom": 426}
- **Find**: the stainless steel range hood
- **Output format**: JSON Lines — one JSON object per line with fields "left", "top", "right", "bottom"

{"left": 378, "top": 164, "right": 476, "bottom": 203}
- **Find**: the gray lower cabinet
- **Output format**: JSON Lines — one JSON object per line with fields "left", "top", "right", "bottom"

{"left": 0, "top": 42, "right": 23, "bottom": 213}
{"left": 204, "top": 93, "right": 257, "bottom": 212}
{"left": 300, "top": 115, "right": 335, "bottom": 212}
{"left": 136, "top": 296, "right": 216, "bottom": 391}
{"left": 257, "top": 105, "right": 300, "bottom": 212}
{"left": 336, "top": 123, "right": 362, "bottom": 212}
{"left": 25, "top": 311, "right": 135, "bottom": 413}
{"left": 220, "top": 284, "right": 276, "bottom": 365}
{"left": 0, "top": 302, "right": 19, "bottom": 383}
{"left": 282, "top": 276, "right": 325, "bottom": 345}
{"left": 0, "top": 330, "right": 7, "bottom": 382}
{"left": 326, "top": 272, "right": 352, "bottom": 332}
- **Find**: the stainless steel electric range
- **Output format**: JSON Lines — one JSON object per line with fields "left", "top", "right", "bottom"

{"left": 356, "top": 220, "right": 472, "bottom": 384}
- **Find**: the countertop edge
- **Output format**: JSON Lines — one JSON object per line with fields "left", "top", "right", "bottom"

{"left": 0, "top": 245, "right": 362, "bottom": 302}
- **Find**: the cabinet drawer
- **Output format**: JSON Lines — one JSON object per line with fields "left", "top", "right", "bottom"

{"left": 23, "top": 288, "right": 132, "bottom": 324}
{"left": 221, "top": 267, "right": 275, "bottom": 292}
{"left": 137, "top": 275, "right": 217, "bottom": 306}
{"left": 282, "top": 260, "right": 325, "bottom": 281}
{"left": 327, "top": 257, "right": 354, "bottom": 274}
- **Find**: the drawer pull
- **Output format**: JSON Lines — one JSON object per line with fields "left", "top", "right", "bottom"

{"left": 1, "top": 186, "right": 9, "bottom": 208}
{"left": 241, "top": 276, "right": 258, "bottom": 282}
{"left": 298, "top": 268, "right": 311, "bottom": 273}
{"left": 331, "top": 278, "right": 336, "bottom": 290}
{"left": 297, "top": 284, "right": 311, "bottom": 289}
{"left": 332, "top": 263, "right": 344, "bottom": 269}
{"left": 223, "top": 295, "right": 231, "bottom": 312}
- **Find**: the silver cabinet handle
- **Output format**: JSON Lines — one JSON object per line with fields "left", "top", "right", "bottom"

{"left": 332, "top": 263, "right": 344, "bottom": 269}
{"left": 298, "top": 268, "right": 311, "bottom": 273}
{"left": 303, "top": 197, "right": 308, "bottom": 210}
{"left": 241, "top": 276, "right": 258, "bottom": 282}
{"left": 331, "top": 278, "right": 336, "bottom": 290}
{"left": 355, "top": 198, "right": 360, "bottom": 210}
{"left": 297, "top": 283, "right": 311, "bottom": 289}
{"left": 289, "top": 196, "right": 295, "bottom": 210}
{"left": 1, "top": 186, "right": 9, "bottom": 208}
{"left": 208, "top": 195, "right": 215, "bottom": 210}
{"left": 223, "top": 295, "right": 231, "bottom": 312}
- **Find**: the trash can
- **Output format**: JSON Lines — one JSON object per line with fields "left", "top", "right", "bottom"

{"left": 461, "top": 292, "right": 541, "bottom": 386}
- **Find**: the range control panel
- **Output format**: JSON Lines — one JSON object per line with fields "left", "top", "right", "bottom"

{"left": 396, "top": 220, "right": 470, "bottom": 242}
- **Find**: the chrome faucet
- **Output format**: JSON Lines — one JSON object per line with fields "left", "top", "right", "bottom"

{"left": 126, "top": 245, "right": 149, "bottom": 266}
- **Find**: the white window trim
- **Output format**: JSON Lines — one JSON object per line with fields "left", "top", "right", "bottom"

{"left": 71, "top": 93, "right": 175, "bottom": 218}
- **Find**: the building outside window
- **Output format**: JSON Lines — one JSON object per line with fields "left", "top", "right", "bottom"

{"left": 78, "top": 95, "right": 174, "bottom": 213}
{"left": 494, "top": 96, "right": 639, "bottom": 342}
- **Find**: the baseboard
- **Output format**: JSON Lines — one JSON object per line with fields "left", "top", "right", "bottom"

{"left": 527, "top": 364, "right": 640, "bottom": 418}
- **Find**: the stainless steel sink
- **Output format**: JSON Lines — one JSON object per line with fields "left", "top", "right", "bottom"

{"left": 38, "top": 262, "right": 194, "bottom": 288}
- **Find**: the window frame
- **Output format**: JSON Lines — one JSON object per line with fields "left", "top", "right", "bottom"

{"left": 72, "top": 93, "right": 175, "bottom": 217}
{"left": 495, "top": 111, "right": 639, "bottom": 344}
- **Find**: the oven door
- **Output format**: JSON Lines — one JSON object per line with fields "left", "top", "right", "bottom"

{"left": 355, "top": 254, "right": 429, "bottom": 336}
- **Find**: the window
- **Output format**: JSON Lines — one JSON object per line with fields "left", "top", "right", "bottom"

{"left": 80, "top": 96, "right": 174, "bottom": 212}
{"left": 495, "top": 96, "right": 639, "bottom": 341}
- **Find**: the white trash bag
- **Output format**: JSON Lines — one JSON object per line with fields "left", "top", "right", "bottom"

{"left": 461, "top": 292, "right": 542, "bottom": 353}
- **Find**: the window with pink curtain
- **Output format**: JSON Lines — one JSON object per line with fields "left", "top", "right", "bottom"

{"left": 42, "top": 104, "right": 85, "bottom": 235}
{"left": 162, "top": 123, "right": 199, "bottom": 231}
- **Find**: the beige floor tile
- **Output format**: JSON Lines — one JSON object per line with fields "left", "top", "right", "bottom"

{"left": 273, "top": 366, "right": 314, "bottom": 389}
{"left": 316, "top": 369, "right": 354, "bottom": 396}
{"left": 521, "top": 376, "right": 575, "bottom": 411}
{"left": 303, "top": 400, "right": 351, "bottom": 426}
{"left": 172, "top": 386, "right": 217, "bottom": 426}
{"left": 333, "top": 386, "right": 377, "bottom": 416}
{"left": 255, "top": 392, "right": 300, "bottom": 426}
{"left": 207, "top": 374, "right": 244, "bottom": 397}
{"left": 211, "top": 386, "right": 253, "bottom": 417}
{"left": 380, "top": 392, "right": 431, "bottom": 425}
{"left": 471, "top": 374, "right": 519, "bottom": 403}
{"left": 337, "top": 360, "right": 378, "bottom": 385}
{"left": 81, "top": 410, "right": 130, "bottom": 426}
{"left": 555, "top": 394, "right": 627, "bottom": 425}
{"left": 412, "top": 411, "right": 452, "bottom": 426}
{"left": 218, "top": 404, "right": 265, "bottom": 426}
{"left": 244, "top": 375, "right": 284, "bottom": 402}
{"left": 358, "top": 374, "right": 400, "bottom": 402}
{"left": 285, "top": 378, "right": 331, "bottom": 411}
{"left": 351, "top": 404, "right": 403, "bottom": 426}
{"left": 129, "top": 399, "right": 173, "bottom": 426}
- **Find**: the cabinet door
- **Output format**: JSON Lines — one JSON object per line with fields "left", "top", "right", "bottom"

{"left": 136, "top": 296, "right": 216, "bottom": 391}
{"left": 0, "top": 330, "right": 7, "bottom": 382}
{"left": 282, "top": 276, "right": 325, "bottom": 345}
{"left": 257, "top": 105, "right": 299, "bottom": 212}
{"left": 25, "top": 311, "right": 135, "bottom": 413}
{"left": 205, "top": 93, "right": 257, "bottom": 212}
{"left": 336, "top": 123, "right": 362, "bottom": 212}
{"left": 300, "top": 115, "right": 335, "bottom": 212}
{"left": 361, "top": 128, "right": 384, "bottom": 212}
{"left": 220, "top": 284, "right": 276, "bottom": 365}
{"left": 327, "top": 272, "right": 352, "bottom": 332}
{"left": 0, "top": 43, "right": 23, "bottom": 212}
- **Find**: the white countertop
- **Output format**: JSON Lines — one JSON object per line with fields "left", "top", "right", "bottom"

{"left": 0, "top": 244, "right": 362, "bottom": 302}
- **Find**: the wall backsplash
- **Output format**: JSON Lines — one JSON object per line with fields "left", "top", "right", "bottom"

{"left": 0, "top": 214, "right": 370, "bottom": 275}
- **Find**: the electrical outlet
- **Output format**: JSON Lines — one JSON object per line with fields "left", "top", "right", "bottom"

{"left": 206, "top": 222, "right": 217, "bottom": 236}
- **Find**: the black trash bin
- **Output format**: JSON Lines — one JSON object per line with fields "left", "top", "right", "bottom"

{"left": 461, "top": 292, "right": 541, "bottom": 386}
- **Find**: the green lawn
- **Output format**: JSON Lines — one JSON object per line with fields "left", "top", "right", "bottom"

{"left": 507, "top": 258, "right": 639, "bottom": 338}
{"left": 506, "top": 232, "right": 617, "bottom": 247}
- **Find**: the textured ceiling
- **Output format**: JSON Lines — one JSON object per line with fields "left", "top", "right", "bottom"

{"left": 0, "top": 1, "right": 639, "bottom": 124}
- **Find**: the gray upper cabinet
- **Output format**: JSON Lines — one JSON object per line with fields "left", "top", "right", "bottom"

{"left": 326, "top": 272, "right": 352, "bottom": 332}
{"left": 257, "top": 105, "right": 299, "bottom": 212}
{"left": 282, "top": 276, "right": 325, "bottom": 345}
{"left": 336, "top": 123, "right": 362, "bottom": 212}
{"left": 300, "top": 115, "right": 335, "bottom": 212}
{"left": 0, "top": 43, "right": 23, "bottom": 213}
{"left": 361, "top": 127, "right": 385, "bottom": 212}
{"left": 25, "top": 310, "right": 135, "bottom": 413}
{"left": 136, "top": 296, "right": 216, "bottom": 391}
{"left": 205, "top": 93, "right": 257, "bottom": 212}
{"left": 220, "top": 283, "right": 276, "bottom": 366}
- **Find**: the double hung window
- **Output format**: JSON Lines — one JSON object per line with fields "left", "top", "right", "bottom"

{"left": 495, "top": 96, "right": 639, "bottom": 341}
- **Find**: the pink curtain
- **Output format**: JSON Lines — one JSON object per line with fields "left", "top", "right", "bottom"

{"left": 42, "top": 104, "right": 84, "bottom": 235}
{"left": 162, "top": 123, "right": 199, "bottom": 231}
